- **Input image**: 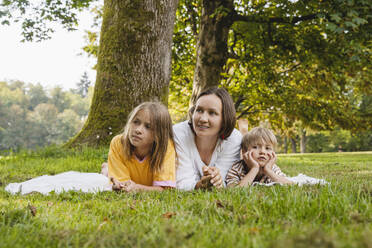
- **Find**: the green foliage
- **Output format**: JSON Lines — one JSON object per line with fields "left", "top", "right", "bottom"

{"left": 0, "top": 81, "right": 92, "bottom": 151}
{"left": 0, "top": 149, "right": 371, "bottom": 247}
{"left": 0, "top": 0, "right": 96, "bottom": 41}
{"left": 306, "top": 129, "right": 372, "bottom": 153}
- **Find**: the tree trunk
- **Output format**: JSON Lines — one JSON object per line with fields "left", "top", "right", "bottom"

{"left": 190, "top": 0, "right": 234, "bottom": 104}
{"left": 300, "top": 129, "right": 307, "bottom": 153}
{"left": 283, "top": 136, "right": 288, "bottom": 154}
{"left": 67, "top": 0, "right": 178, "bottom": 147}
{"left": 290, "top": 137, "right": 297, "bottom": 153}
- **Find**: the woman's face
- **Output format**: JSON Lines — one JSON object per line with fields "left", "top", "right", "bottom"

{"left": 192, "top": 94, "right": 223, "bottom": 139}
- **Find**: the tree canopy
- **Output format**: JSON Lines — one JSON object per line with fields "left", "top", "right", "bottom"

{"left": 2, "top": 0, "right": 371, "bottom": 148}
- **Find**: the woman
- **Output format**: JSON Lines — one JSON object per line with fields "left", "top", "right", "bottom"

{"left": 174, "top": 87, "right": 242, "bottom": 190}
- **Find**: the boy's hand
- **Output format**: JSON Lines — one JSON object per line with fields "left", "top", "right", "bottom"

{"left": 263, "top": 152, "right": 276, "bottom": 173}
{"left": 243, "top": 151, "right": 260, "bottom": 170}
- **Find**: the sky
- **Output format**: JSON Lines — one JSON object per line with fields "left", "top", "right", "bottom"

{"left": 0, "top": 11, "right": 97, "bottom": 91}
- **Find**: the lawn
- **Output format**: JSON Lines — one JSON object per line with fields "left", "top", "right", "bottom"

{"left": 0, "top": 148, "right": 371, "bottom": 248}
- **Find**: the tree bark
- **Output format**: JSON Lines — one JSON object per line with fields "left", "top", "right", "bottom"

{"left": 290, "top": 137, "right": 297, "bottom": 153}
{"left": 300, "top": 129, "right": 307, "bottom": 153}
{"left": 67, "top": 0, "right": 178, "bottom": 147}
{"left": 283, "top": 136, "right": 288, "bottom": 154}
{"left": 190, "top": 0, "right": 234, "bottom": 104}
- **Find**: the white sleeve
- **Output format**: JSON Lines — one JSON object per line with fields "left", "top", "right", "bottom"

{"left": 174, "top": 133, "right": 200, "bottom": 191}
{"left": 214, "top": 130, "right": 242, "bottom": 186}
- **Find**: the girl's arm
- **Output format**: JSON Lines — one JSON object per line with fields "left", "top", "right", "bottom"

{"left": 120, "top": 180, "right": 170, "bottom": 192}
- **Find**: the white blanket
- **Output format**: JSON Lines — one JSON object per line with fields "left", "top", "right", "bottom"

{"left": 252, "top": 173, "right": 329, "bottom": 187}
{"left": 5, "top": 171, "right": 112, "bottom": 195}
{"left": 5, "top": 172, "right": 328, "bottom": 195}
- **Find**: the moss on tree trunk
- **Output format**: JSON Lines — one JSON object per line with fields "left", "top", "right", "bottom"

{"left": 190, "top": 0, "right": 234, "bottom": 104}
{"left": 67, "top": 0, "right": 178, "bottom": 147}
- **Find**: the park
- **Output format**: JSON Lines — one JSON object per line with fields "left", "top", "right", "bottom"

{"left": 0, "top": 0, "right": 371, "bottom": 247}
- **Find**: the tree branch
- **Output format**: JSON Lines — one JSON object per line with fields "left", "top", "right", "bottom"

{"left": 236, "top": 105, "right": 255, "bottom": 119}
{"left": 233, "top": 13, "right": 318, "bottom": 24}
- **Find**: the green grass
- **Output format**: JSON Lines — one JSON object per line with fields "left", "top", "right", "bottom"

{"left": 0, "top": 148, "right": 371, "bottom": 248}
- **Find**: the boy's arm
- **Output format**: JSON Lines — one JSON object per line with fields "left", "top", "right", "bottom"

{"left": 263, "top": 152, "right": 294, "bottom": 185}
{"left": 238, "top": 167, "right": 259, "bottom": 187}
{"left": 235, "top": 151, "right": 260, "bottom": 187}
{"left": 262, "top": 168, "right": 294, "bottom": 185}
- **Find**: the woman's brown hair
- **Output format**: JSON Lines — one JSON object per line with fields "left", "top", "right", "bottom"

{"left": 188, "top": 87, "right": 236, "bottom": 139}
{"left": 121, "top": 102, "right": 174, "bottom": 172}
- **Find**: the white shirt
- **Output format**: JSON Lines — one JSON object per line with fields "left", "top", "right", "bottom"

{"left": 173, "top": 121, "right": 242, "bottom": 190}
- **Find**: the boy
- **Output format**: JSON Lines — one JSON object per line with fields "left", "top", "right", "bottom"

{"left": 226, "top": 127, "right": 293, "bottom": 187}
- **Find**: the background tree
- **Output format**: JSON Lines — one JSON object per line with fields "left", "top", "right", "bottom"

{"left": 0, "top": 81, "right": 91, "bottom": 151}
{"left": 74, "top": 71, "right": 91, "bottom": 98}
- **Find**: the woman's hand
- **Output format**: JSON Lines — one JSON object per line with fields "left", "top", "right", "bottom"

{"left": 202, "top": 166, "right": 223, "bottom": 188}
{"left": 208, "top": 167, "right": 223, "bottom": 188}
{"left": 242, "top": 151, "right": 260, "bottom": 170}
{"left": 195, "top": 174, "right": 213, "bottom": 189}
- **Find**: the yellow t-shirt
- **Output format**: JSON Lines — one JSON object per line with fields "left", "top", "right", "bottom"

{"left": 107, "top": 135, "right": 176, "bottom": 187}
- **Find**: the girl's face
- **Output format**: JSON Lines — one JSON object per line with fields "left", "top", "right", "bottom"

{"left": 192, "top": 94, "right": 223, "bottom": 139}
{"left": 247, "top": 141, "right": 274, "bottom": 167}
{"left": 129, "top": 109, "right": 154, "bottom": 154}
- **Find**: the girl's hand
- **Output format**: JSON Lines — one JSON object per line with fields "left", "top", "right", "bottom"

{"left": 243, "top": 151, "right": 260, "bottom": 170}
{"left": 111, "top": 177, "right": 125, "bottom": 191}
{"left": 263, "top": 152, "right": 276, "bottom": 173}
{"left": 122, "top": 180, "right": 138, "bottom": 192}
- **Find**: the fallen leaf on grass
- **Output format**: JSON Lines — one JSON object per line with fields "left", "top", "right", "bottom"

{"left": 162, "top": 212, "right": 176, "bottom": 219}
{"left": 248, "top": 227, "right": 260, "bottom": 234}
{"left": 185, "top": 232, "right": 194, "bottom": 239}
{"left": 28, "top": 204, "right": 37, "bottom": 216}
{"left": 97, "top": 217, "right": 110, "bottom": 230}
{"left": 47, "top": 202, "right": 54, "bottom": 207}
{"left": 216, "top": 200, "right": 225, "bottom": 208}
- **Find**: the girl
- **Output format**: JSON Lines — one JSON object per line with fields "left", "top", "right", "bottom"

{"left": 174, "top": 87, "right": 242, "bottom": 190}
{"left": 107, "top": 102, "right": 176, "bottom": 192}
{"left": 6, "top": 102, "right": 175, "bottom": 195}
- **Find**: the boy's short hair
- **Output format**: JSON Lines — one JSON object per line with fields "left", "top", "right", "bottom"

{"left": 241, "top": 127, "right": 277, "bottom": 151}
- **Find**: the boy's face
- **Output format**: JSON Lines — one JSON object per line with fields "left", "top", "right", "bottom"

{"left": 246, "top": 141, "right": 274, "bottom": 167}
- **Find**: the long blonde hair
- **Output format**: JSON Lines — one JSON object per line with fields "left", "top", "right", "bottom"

{"left": 121, "top": 102, "right": 174, "bottom": 172}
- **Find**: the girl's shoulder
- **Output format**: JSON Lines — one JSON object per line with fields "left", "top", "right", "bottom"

{"left": 110, "top": 134, "right": 123, "bottom": 147}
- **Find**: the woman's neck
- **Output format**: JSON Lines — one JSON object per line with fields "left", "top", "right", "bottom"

{"left": 195, "top": 135, "right": 219, "bottom": 165}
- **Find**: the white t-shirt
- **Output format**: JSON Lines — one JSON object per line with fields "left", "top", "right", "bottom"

{"left": 173, "top": 121, "right": 242, "bottom": 190}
